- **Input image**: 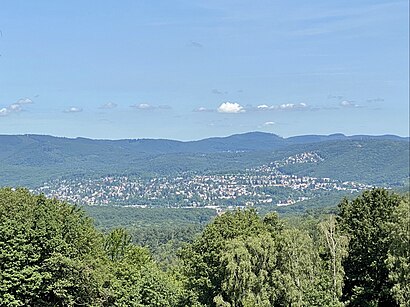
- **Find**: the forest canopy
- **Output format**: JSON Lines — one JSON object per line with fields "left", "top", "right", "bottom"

{"left": 0, "top": 187, "right": 408, "bottom": 306}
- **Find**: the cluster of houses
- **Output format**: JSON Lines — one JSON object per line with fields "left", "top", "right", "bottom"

{"left": 36, "top": 152, "right": 372, "bottom": 207}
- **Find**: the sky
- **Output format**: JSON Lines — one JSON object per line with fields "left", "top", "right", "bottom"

{"left": 0, "top": 0, "right": 408, "bottom": 140}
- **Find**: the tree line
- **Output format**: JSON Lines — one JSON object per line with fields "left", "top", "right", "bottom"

{"left": 0, "top": 187, "right": 408, "bottom": 306}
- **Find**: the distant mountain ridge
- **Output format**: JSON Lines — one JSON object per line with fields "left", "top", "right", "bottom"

{"left": 1, "top": 132, "right": 408, "bottom": 155}
{"left": 0, "top": 132, "right": 408, "bottom": 188}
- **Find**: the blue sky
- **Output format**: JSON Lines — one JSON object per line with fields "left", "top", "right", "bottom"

{"left": 0, "top": 0, "right": 408, "bottom": 140}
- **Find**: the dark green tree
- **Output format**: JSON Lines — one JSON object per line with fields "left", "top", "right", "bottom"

{"left": 386, "top": 197, "right": 410, "bottom": 307}
{"left": 104, "top": 228, "right": 186, "bottom": 307}
{"left": 0, "top": 188, "right": 189, "bottom": 307}
{"left": 338, "top": 188, "right": 402, "bottom": 306}
{"left": 104, "top": 228, "right": 132, "bottom": 261}
{"left": 0, "top": 188, "right": 109, "bottom": 306}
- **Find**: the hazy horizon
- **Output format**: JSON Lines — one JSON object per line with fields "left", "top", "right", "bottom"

{"left": 1, "top": 130, "right": 409, "bottom": 142}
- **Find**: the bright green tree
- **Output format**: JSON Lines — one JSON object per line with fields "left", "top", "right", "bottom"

{"left": 180, "top": 209, "right": 280, "bottom": 306}
{"left": 276, "top": 227, "right": 334, "bottom": 306}
{"left": 215, "top": 233, "right": 281, "bottom": 307}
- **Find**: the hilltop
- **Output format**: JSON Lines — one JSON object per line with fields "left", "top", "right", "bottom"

{"left": 0, "top": 132, "right": 408, "bottom": 189}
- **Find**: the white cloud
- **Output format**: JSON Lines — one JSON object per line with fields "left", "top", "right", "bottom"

{"left": 64, "top": 106, "right": 83, "bottom": 113}
{"left": 193, "top": 106, "right": 214, "bottom": 112}
{"left": 0, "top": 97, "right": 34, "bottom": 117}
{"left": 8, "top": 104, "right": 22, "bottom": 112}
{"left": 130, "top": 103, "right": 155, "bottom": 110}
{"left": 340, "top": 100, "right": 359, "bottom": 108}
{"left": 130, "top": 103, "right": 172, "bottom": 111}
{"left": 16, "top": 98, "right": 33, "bottom": 105}
{"left": 256, "top": 102, "right": 309, "bottom": 111}
{"left": 0, "top": 108, "right": 9, "bottom": 116}
{"left": 138, "top": 103, "right": 152, "bottom": 109}
{"left": 99, "top": 102, "right": 117, "bottom": 109}
{"left": 217, "top": 102, "right": 245, "bottom": 113}
{"left": 279, "top": 103, "right": 308, "bottom": 109}
{"left": 264, "top": 121, "right": 276, "bottom": 126}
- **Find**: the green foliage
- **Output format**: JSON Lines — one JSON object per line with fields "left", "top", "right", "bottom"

{"left": 276, "top": 228, "right": 321, "bottom": 306}
{"left": 0, "top": 188, "right": 192, "bottom": 307}
{"left": 318, "top": 215, "right": 349, "bottom": 304}
{"left": 181, "top": 209, "right": 347, "bottom": 306}
{"left": 85, "top": 206, "right": 215, "bottom": 266}
{"left": 386, "top": 197, "right": 410, "bottom": 307}
{"left": 215, "top": 234, "right": 281, "bottom": 307}
{"left": 281, "top": 140, "right": 409, "bottom": 185}
{"left": 107, "top": 244, "right": 184, "bottom": 307}
{"left": 338, "top": 188, "right": 402, "bottom": 306}
{"left": 1, "top": 187, "right": 408, "bottom": 306}
{"left": 1, "top": 134, "right": 408, "bottom": 188}
{"left": 0, "top": 187, "right": 108, "bottom": 306}
{"left": 104, "top": 228, "right": 132, "bottom": 261}
{"left": 181, "top": 209, "right": 273, "bottom": 306}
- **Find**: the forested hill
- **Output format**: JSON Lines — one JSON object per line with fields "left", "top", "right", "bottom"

{"left": 0, "top": 132, "right": 409, "bottom": 187}
{"left": 0, "top": 132, "right": 408, "bottom": 155}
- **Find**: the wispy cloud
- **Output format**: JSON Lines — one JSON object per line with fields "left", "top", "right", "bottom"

{"left": 99, "top": 102, "right": 117, "bottom": 109}
{"left": 0, "top": 108, "right": 9, "bottom": 116}
{"left": 288, "top": 1, "right": 406, "bottom": 37}
{"left": 195, "top": 102, "right": 309, "bottom": 114}
{"left": 279, "top": 103, "right": 308, "bottom": 110}
{"left": 130, "top": 103, "right": 172, "bottom": 111}
{"left": 328, "top": 94, "right": 344, "bottom": 100}
{"left": 256, "top": 102, "right": 309, "bottom": 111}
{"left": 64, "top": 106, "right": 83, "bottom": 113}
{"left": 131, "top": 103, "right": 155, "bottom": 110}
{"left": 263, "top": 121, "right": 276, "bottom": 126}
{"left": 0, "top": 97, "right": 33, "bottom": 117}
{"left": 212, "top": 89, "right": 228, "bottom": 95}
{"left": 157, "top": 105, "right": 172, "bottom": 110}
{"left": 193, "top": 106, "right": 214, "bottom": 113}
{"left": 16, "top": 98, "right": 33, "bottom": 105}
{"left": 366, "top": 97, "right": 384, "bottom": 103}
{"left": 339, "top": 100, "right": 360, "bottom": 108}
{"left": 217, "top": 102, "right": 245, "bottom": 113}
{"left": 188, "top": 41, "right": 203, "bottom": 48}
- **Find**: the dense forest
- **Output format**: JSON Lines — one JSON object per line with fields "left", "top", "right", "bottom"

{"left": 1, "top": 133, "right": 408, "bottom": 188}
{"left": 0, "top": 187, "right": 409, "bottom": 306}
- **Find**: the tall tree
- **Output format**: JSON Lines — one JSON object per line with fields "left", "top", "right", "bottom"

{"left": 180, "top": 209, "right": 280, "bottom": 306}
{"left": 215, "top": 234, "right": 281, "bottom": 307}
{"left": 318, "top": 215, "right": 349, "bottom": 304}
{"left": 338, "top": 188, "right": 401, "bottom": 306}
{"left": 386, "top": 197, "right": 410, "bottom": 307}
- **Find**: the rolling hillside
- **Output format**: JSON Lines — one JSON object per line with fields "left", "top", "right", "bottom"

{"left": 0, "top": 132, "right": 408, "bottom": 187}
